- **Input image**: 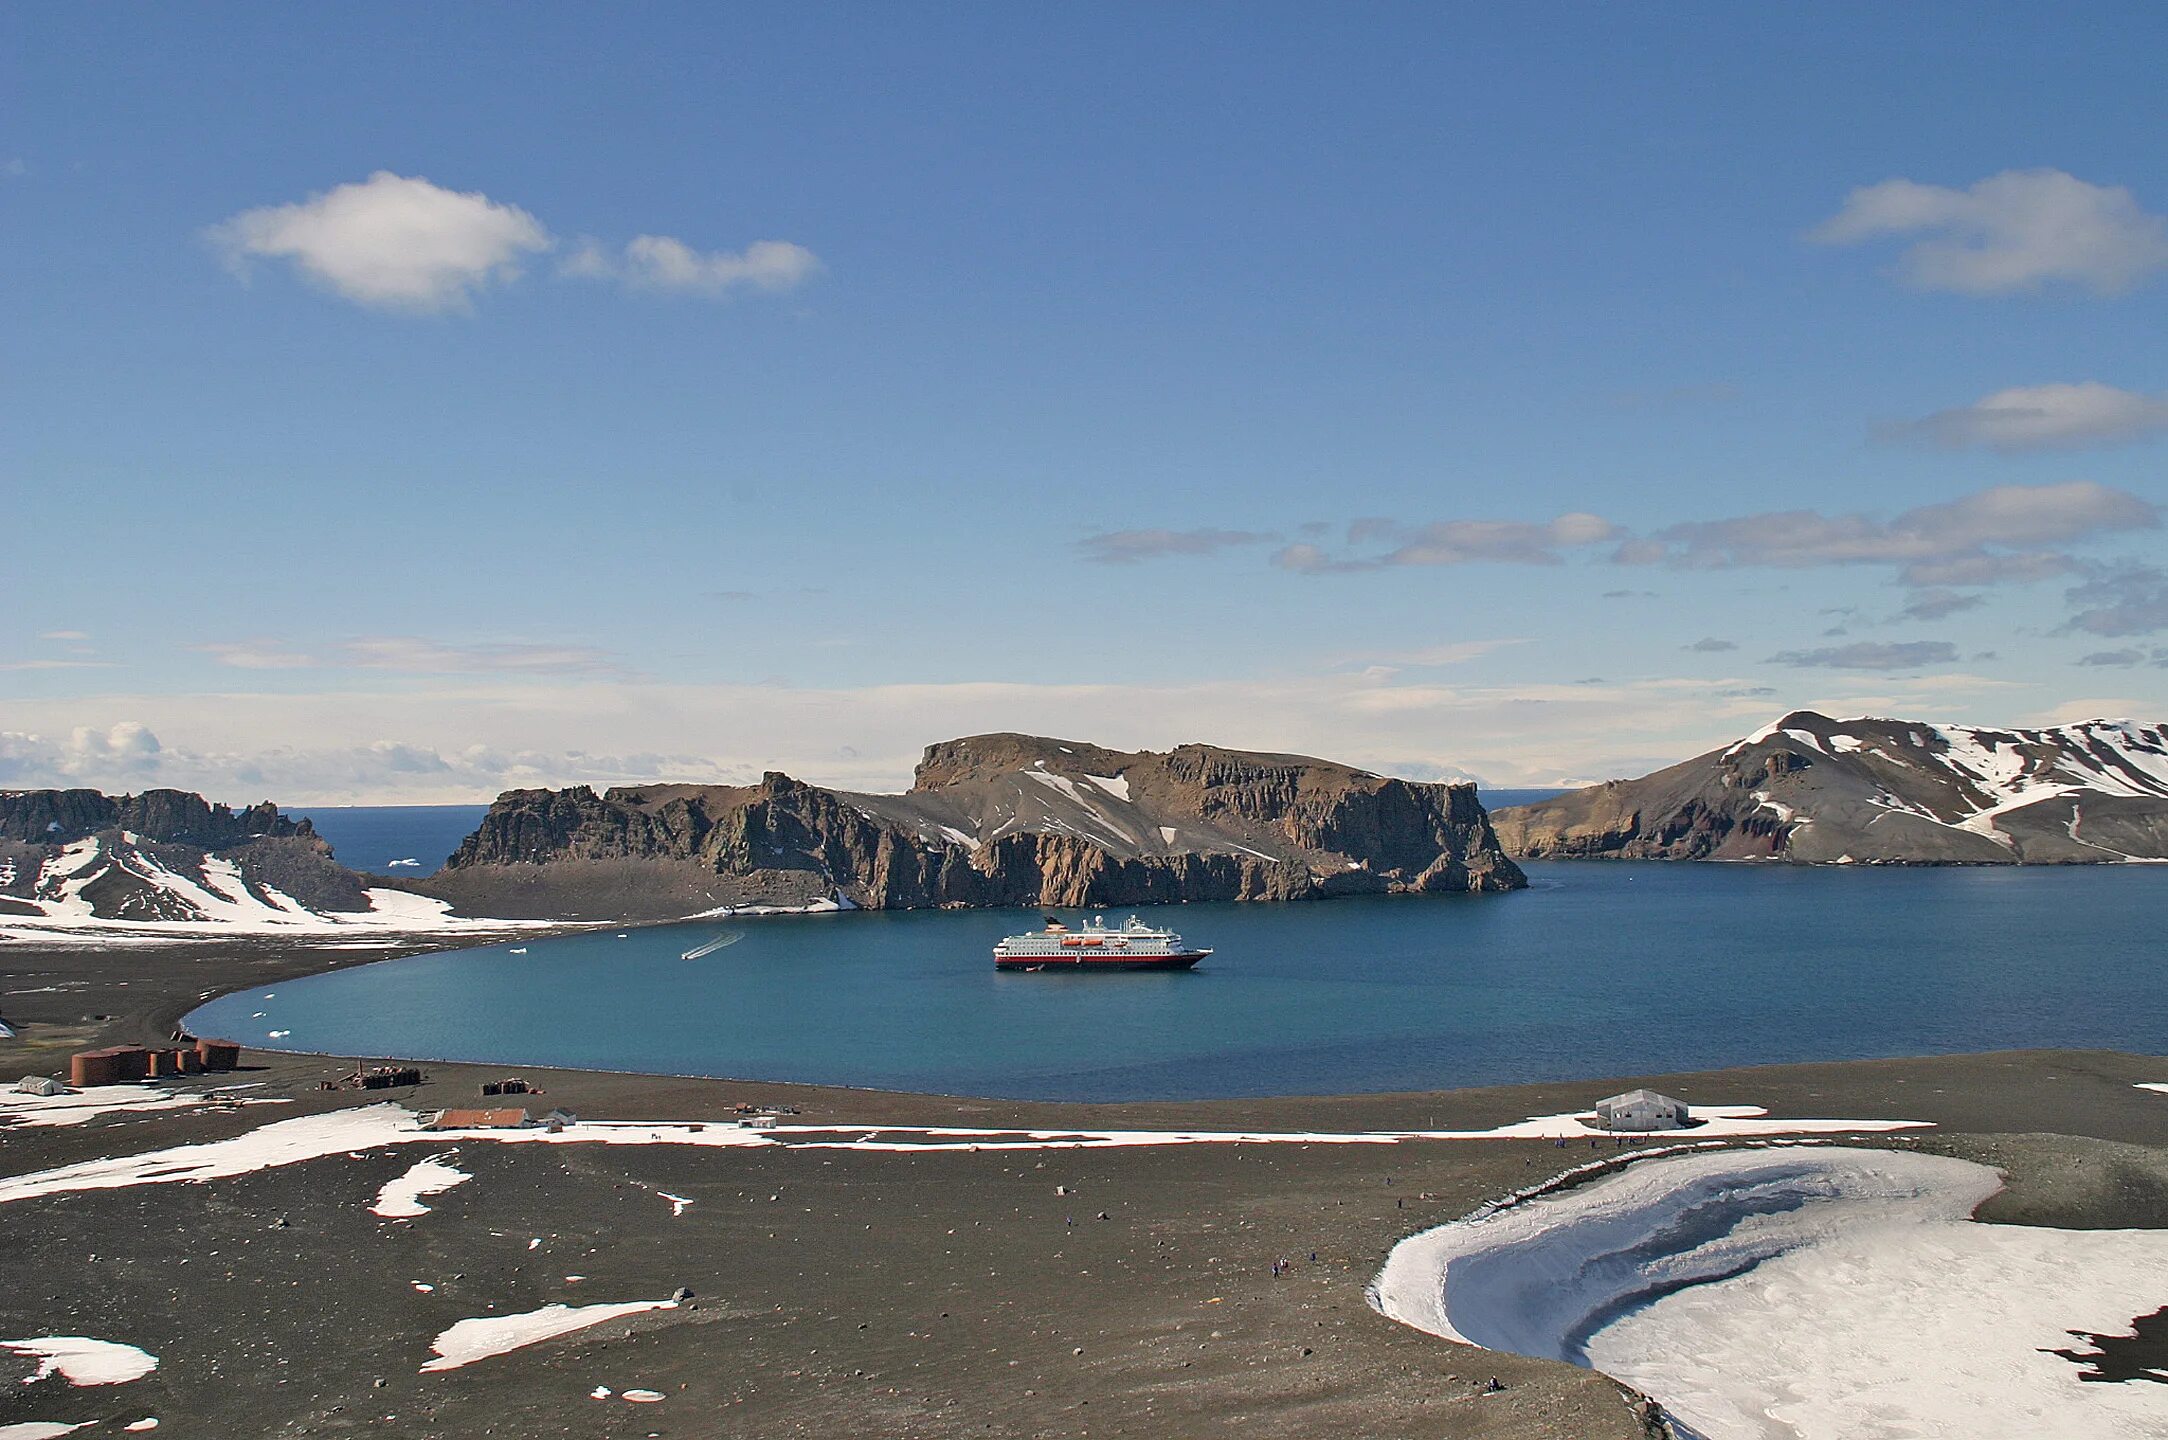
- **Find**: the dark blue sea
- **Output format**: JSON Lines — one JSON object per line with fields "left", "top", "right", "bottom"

{"left": 189, "top": 835, "right": 2168, "bottom": 1101}
{"left": 286, "top": 805, "right": 490, "bottom": 876}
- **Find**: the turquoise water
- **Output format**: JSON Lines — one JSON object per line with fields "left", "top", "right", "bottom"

{"left": 188, "top": 861, "right": 2168, "bottom": 1101}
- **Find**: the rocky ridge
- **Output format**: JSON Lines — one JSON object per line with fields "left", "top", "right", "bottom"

{"left": 0, "top": 787, "right": 372, "bottom": 924}
{"left": 1491, "top": 711, "right": 2168, "bottom": 864}
{"left": 422, "top": 733, "right": 1526, "bottom": 920}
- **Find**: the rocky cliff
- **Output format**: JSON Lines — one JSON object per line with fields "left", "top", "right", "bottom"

{"left": 1491, "top": 711, "right": 2168, "bottom": 864}
{"left": 422, "top": 733, "right": 1525, "bottom": 919}
{"left": 0, "top": 787, "right": 372, "bottom": 925}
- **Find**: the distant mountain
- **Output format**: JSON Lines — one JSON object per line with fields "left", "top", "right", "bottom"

{"left": 420, "top": 733, "right": 1526, "bottom": 919}
{"left": 0, "top": 788, "right": 478, "bottom": 935}
{"left": 1491, "top": 711, "right": 2168, "bottom": 864}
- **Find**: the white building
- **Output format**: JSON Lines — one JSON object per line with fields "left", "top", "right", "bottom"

{"left": 1592, "top": 1088, "right": 1690, "bottom": 1131}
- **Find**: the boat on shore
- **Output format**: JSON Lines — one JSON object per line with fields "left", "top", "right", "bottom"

{"left": 994, "top": 914, "right": 1209, "bottom": 972}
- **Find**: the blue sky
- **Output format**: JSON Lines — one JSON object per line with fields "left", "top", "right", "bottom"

{"left": 6, "top": 4, "right": 2168, "bottom": 802}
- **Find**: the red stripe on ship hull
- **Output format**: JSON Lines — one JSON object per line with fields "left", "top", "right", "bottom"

{"left": 994, "top": 951, "right": 1209, "bottom": 972}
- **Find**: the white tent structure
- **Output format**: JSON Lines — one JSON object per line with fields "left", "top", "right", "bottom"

{"left": 1592, "top": 1088, "right": 1690, "bottom": 1131}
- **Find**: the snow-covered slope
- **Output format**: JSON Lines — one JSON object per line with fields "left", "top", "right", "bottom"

{"left": 1492, "top": 712, "right": 2168, "bottom": 864}
{"left": 0, "top": 790, "right": 525, "bottom": 941}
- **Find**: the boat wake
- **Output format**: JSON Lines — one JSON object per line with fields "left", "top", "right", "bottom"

{"left": 680, "top": 933, "right": 742, "bottom": 961}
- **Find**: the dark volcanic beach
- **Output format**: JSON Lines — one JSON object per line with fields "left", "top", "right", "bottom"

{"left": 3, "top": 937, "right": 2166, "bottom": 1438}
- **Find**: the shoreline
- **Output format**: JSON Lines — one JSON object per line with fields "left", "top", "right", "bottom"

{"left": 4, "top": 939, "right": 2167, "bottom": 1438}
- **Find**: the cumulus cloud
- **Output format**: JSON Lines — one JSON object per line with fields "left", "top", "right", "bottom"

{"left": 2062, "top": 563, "right": 2168, "bottom": 637}
{"left": 1767, "top": 641, "right": 1960, "bottom": 671}
{"left": 208, "top": 171, "right": 551, "bottom": 312}
{"left": 195, "top": 636, "right": 628, "bottom": 677}
{"left": 1623, "top": 481, "right": 2156, "bottom": 587}
{"left": 562, "top": 235, "right": 821, "bottom": 296}
{"left": 1076, "top": 528, "right": 1278, "bottom": 564}
{"left": 1810, "top": 169, "right": 2168, "bottom": 295}
{"left": 1274, "top": 513, "right": 1617, "bottom": 572}
{"left": 1887, "top": 382, "right": 2168, "bottom": 452}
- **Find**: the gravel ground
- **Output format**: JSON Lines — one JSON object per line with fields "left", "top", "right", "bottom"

{"left": 2, "top": 937, "right": 2163, "bottom": 1439}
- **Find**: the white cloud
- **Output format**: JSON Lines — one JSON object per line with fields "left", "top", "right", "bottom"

{"left": 38, "top": 630, "right": 89, "bottom": 642}
{"left": 1077, "top": 528, "right": 1278, "bottom": 564}
{"left": 208, "top": 171, "right": 551, "bottom": 312}
{"left": 196, "top": 636, "right": 628, "bottom": 677}
{"left": 1625, "top": 481, "right": 2157, "bottom": 586}
{"left": 0, "top": 659, "right": 113, "bottom": 672}
{"left": 1889, "top": 382, "right": 2168, "bottom": 452}
{"left": 1766, "top": 641, "right": 1960, "bottom": 672}
{"left": 1275, "top": 513, "right": 1618, "bottom": 572}
{"left": 1810, "top": 169, "right": 2168, "bottom": 295}
{"left": 563, "top": 235, "right": 821, "bottom": 296}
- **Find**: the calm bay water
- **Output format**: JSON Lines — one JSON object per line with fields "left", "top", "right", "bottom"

{"left": 189, "top": 859, "right": 2168, "bottom": 1101}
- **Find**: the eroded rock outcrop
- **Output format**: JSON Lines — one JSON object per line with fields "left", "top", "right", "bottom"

{"left": 423, "top": 734, "right": 1525, "bottom": 919}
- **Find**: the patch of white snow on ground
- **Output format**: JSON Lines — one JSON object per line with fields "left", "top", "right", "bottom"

{"left": 0, "top": 1423, "right": 94, "bottom": 1439}
{"left": 123, "top": 1422, "right": 157, "bottom": 1432}
{"left": 657, "top": 1191, "right": 693, "bottom": 1217}
{"left": 1085, "top": 774, "right": 1130, "bottom": 801}
{"left": 3, "top": 1336, "right": 159, "bottom": 1386}
{"left": 0, "top": 1086, "right": 215, "bottom": 1130}
{"left": 419, "top": 1300, "right": 678, "bottom": 1372}
{"left": 0, "top": 1102, "right": 1926, "bottom": 1206}
{"left": 370, "top": 1153, "right": 472, "bottom": 1218}
{"left": 1373, "top": 1145, "right": 2168, "bottom": 1440}
{"left": 2136, "top": 1083, "right": 2168, "bottom": 1096}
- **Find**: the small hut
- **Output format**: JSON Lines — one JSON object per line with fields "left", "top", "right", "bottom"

{"left": 15, "top": 1075, "right": 67, "bottom": 1097}
{"left": 1592, "top": 1088, "right": 1691, "bottom": 1131}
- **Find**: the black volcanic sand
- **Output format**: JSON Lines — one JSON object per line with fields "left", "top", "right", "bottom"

{"left": 2, "top": 938, "right": 2166, "bottom": 1439}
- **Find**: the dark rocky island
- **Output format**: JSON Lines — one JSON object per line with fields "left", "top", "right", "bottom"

{"left": 419, "top": 733, "right": 1525, "bottom": 919}
{"left": 1492, "top": 711, "right": 2168, "bottom": 864}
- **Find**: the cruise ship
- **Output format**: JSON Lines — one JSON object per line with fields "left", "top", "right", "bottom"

{"left": 993, "top": 914, "right": 1210, "bottom": 971}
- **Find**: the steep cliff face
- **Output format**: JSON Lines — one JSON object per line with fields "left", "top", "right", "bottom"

{"left": 425, "top": 734, "right": 1525, "bottom": 919}
{"left": 1491, "top": 711, "right": 2168, "bottom": 864}
{"left": 0, "top": 788, "right": 305, "bottom": 848}
{"left": 0, "top": 787, "right": 369, "bottom": 923}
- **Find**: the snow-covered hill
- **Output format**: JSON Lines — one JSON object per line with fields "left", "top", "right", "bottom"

{"left": 0, "top": 789, "right": 523, "bottom": 942}
{"left": 1492, "top": 712, "right": 2168, "bottom": 864}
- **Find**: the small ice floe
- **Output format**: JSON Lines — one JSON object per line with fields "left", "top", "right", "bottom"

{"left": 506, "top": 947, "right": 527, "bottom": 955}
{"left": 250, "top": 1012, "right": 266, "bottom": 1019}
{"left": 371, "top": 1154, "right": 471, "bottom": 1219}
{"left": 3, "top": 1336, "right": 160, "bottom": 1386}
{"left": 418, "top": 1300, "right": 679, "bottom": 1372}
{"left": 267, "top": 1030, "right": 291, "bottom": 1040}
{"left": 1373, "top": 1146, "right": 2168, "bottom": 1440}
{"left": 621, "top": 1389, "right": 665, "bottom": 1403}
{"left": 386, "top": 858, "right": 420, "bottom": 868}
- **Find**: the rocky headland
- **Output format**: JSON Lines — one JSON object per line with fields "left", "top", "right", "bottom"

{"left": 0, "top": 787, "right": 369, "bottom": 923}
{"left": 1492, "top": 711, "right": 2168, "bottom": 864}
{"left": 418, "top": 733, "right": 1526, "bottom": 919}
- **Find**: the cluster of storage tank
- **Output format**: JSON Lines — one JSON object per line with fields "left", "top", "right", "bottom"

{"left": 69, "top": 1037, "right": 241, "bottom": 1087}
